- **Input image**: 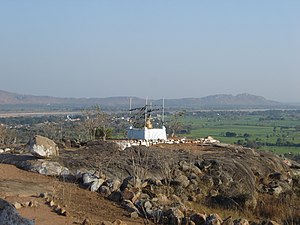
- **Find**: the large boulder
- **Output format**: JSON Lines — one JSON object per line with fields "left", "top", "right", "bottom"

{"left": 27, "top": 135, "right": 59, "bottom": 158}
{"left": 28, "top": 160, "right": 69, "bottom": 176}
{"left": 0, "top": 198, "right": 34, "bottom": 225}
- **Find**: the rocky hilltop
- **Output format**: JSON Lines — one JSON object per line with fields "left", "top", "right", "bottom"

{"left": 1, "top": 140, "right": 300, "bottom": 224}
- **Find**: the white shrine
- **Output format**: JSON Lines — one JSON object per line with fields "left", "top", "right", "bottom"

{"left": 127, "top": 98, "right": 167, "bottom": 141}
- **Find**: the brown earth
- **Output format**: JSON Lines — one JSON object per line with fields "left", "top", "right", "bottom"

{"left": 0, "top": 164, "right": 150, "bottom": 225}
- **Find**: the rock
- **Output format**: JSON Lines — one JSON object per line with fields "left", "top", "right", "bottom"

{"left": 101, "top": 222, "right": 114, "bottom": 225}
{"left": 166, "top": 207, "right": 185, "bottom": 225}
{"left": 99, "top": 185, "right": 111, "bottom": 197}
{"left": 261, "top": 219, "right": 281, "bottom": 225}
{"left": 170, "top": 194, "right": 182, "bottom": 204}
{"left": 59, "top": 208, "right": 67, "bottom": 216}
{"left": 63, "top": 139, "right": 72, "bottom": 148}
{"left": 206, "top": 214, "right": 223, "bottom": 225}
{"left": 39, "top": 192, "right": 48, "bottom": 198}
{"left": 147, "top": 208, "right": 163, "bottom": 222}
{"left": 28, "top": 201, "right": 37, "bottom": 207}
{"left": 201, "top": 175, "right": 214, "bottom": 187}
{"left": 90, "top": 178, "right": 105, "bottom": 192}
{"left": 112, "top": 219, "right": 127, "bottom": 225}
{"left": 180, "top": 161, "right": 203, "bottom": 176}
{"left": 222, "top": 216, "right": 234, "bottom": 225}
{"left": 122, "top": 188, "right": 135, "bottom": 201}
{"left": 156, "top": 194, "right": 170, "bottom": 205}
{"left": 0, "top": 149, "right": 4, "bottom": 153}
{"left": 12, "top": 202, "right": 22, "bottom": 210}
{"left": 115, "top": 142, "right": 130, "bottom": 151}
{"left": 174, "top": 174, "right": 190, "bottom": 188}
{"left": 271, "top": 185, "right": 283, "bottom": 195}
{"left": 101, "top": 221, "right": 113, "bottom": 225}
{"left": 108, "top": 191, "right": 122, "bottom": 203}
{"left": 190, "top": 213, "right": 206, "bottom": 225}
{"left": 28, "top": 160, "right": 69, "bottom": 176}
{"left": 103, "top": 179, "right": 121, "bottom": 192}
{"left": 130, "top": 211, "right": 139, "bottom": 218}
{"left": 0, "top": 198, "right": 34, "bottom": 225}
{"left": 49, "top": 200, "right": 55, "bottom": 207}
{"left": 27, "top": 135, "right": 59, "bottom": 158}
{"left": 143, "top": 200, "right": 152, "bottom": 210}
{"left": 209, "top": 189, "right": 218, "bottom": 197}
{"left": 82, "top": 218, "right": 92, "bottom": 225}
{"left": 82, "top": 173, "right": 99, "bottom": 185}
{"left": 121, "top": 200, "right": 139, "bottom": 213}
{"left": 120, "top": 176, "right": 141, "bottom": 191}
{"left": 268, "top": 172, "right": 282, "bottom": 180}
{"left": 233, "top": 218, "right": 249, "bottom": 225}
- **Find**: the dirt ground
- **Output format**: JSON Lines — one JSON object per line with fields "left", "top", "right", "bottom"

{"left": 0, "top": 164, "right": 150, "bottom": 225}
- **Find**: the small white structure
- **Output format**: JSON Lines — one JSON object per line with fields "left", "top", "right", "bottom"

{"left": 127, "top": 126, "right": 167, "bottom": 141}
{"left": 127, "top": 98, "right": 167, "bottom": 141}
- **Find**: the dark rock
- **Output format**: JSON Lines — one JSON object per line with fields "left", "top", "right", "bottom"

{"left": 233, "top": 218, "right": 249, "bottom": 225}
{"left": 120, "top": 176, "right": 141, "bottom": 191}
{"left": 190, "top": 213, "right": 206, "bottom": 225}
{"left": 165, "top": 207, "right": 185, "bottom": 225}
{"left": 99, "top": 185, "right": 111, "bottom": 197}
{"left": 206, "top": 214, "right": 222, "bottom": 225}
{"left": 268, "top": 172, "right": 282, "bottom": 180}
{"left": 0, "top": 198, "right": 34, "bottom": 225}
{"left": 222, "top": 216, "right": 234, "bottom": 225}
{"left": 108, "top": 191, "right": 122, "bottom": 203}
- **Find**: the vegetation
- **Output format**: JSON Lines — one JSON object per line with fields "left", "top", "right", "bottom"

{"left": 171, "top": 109, "right": 300, "bottom": 155}
{"left": 1, "top": 108, "right": 300, "bottom": 157}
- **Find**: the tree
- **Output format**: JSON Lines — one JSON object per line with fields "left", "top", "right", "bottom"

{"left": 167, "top": 111, "right": 185, "bottom": 138}
{"left": 0, "top": 124, "right": 15, "bottom": 147}
{"left": 225, "top": 132, "right": 237, "bottom": 137}
{"left": 82, "top": 105, "right": 111, "bottom": 141}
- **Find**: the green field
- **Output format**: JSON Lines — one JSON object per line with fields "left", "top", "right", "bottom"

{"left": 170, "top": 110, "right": 300, "bottom": 155}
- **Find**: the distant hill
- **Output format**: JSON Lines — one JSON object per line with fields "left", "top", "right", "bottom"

{"left": 162, "top": 93, "right": 282, "bottom": 109}
{"left": 0, "top": 90, "right": 285, "bottom": 111}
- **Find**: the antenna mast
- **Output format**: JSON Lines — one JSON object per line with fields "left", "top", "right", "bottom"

{"left": 145, "top": 97, "right": 148, "bottom": 127}
{"left": 129, "top": 97, "right": 132, "bottom": 115}
{"left": 162, "top": 97, "right": 165, "bottom": 126}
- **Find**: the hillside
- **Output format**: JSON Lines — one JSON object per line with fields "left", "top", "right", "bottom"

{"left": 1, "top": 141, "right": 300, "bottom": 224}
{"left": 0, "top": 89, "right": 284, "bottom": 110}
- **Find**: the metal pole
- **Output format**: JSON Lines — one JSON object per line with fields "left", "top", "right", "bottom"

{"left": 162, "top": 97, "right": 165, "bottom": 127}
{"left": 145, "top": 97, "right": 148, "bottom": 127}
{"left": 129, "top": 97, "right": 132, "bottom": 115}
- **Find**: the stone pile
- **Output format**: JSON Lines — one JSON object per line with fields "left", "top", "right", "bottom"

{"left": 76, "top": 168, "right": 285, "bottom": 225}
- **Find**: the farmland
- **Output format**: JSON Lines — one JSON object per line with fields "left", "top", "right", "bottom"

{"left": 174, "top": 109, "right": 300, "bottom": 155}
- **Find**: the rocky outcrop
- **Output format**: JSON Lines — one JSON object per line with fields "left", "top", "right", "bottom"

{"left": 0, "top": 154, "right": 69, "bottom": 176}
{"left": 1, "top": 140, "right": 299, "bottom": 224}
{"left": 0, "top": 198, "right": 34, "bottom": 225}
{"left": 66, "top": 142, "right": 299, "bottom": 225}
{"left": 27, "top": 135, "right": 59, "bottom": 158}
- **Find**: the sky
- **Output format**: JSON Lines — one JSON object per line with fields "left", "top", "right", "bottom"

{"left": 0, "top": 1, "right": 299, "bottom": 102}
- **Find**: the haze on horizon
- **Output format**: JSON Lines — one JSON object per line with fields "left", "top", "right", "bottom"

{"left": 0, "top": 1, "right": 299, "bottom": 103}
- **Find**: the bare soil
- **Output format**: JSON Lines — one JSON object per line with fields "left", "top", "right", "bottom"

{"left": 0, "top": 164, "right": 150, "bottom": 225}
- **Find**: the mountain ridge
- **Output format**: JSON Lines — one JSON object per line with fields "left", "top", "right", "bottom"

{"left": 0, "top": 89, "right": 285, "bottom": 110}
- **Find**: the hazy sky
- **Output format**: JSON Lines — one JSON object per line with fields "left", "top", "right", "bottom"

{"left": 0, "top": 1, "right": 299, "bottom": 102}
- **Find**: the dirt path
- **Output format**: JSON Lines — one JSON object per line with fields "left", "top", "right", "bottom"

{"left": 0, "top": 164, "right": 149, "bottom": 225}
